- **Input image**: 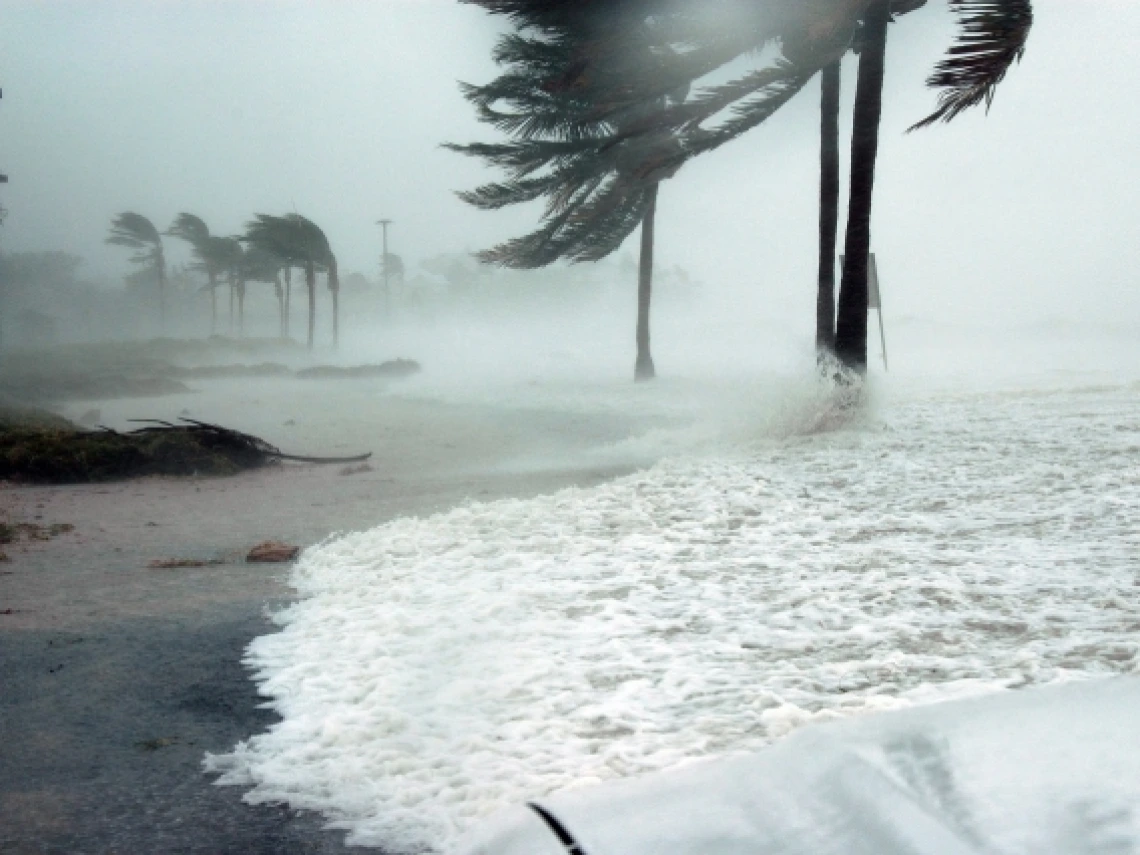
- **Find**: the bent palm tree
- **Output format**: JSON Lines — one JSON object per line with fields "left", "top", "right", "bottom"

{"left": 243, "top": 214, "right": 337, "bottom": 349}
{"left": 460, "top": 0, "right": 1033, "bottom": 376}
{"left": 166, "top": 213, "right": 226, "bottom": 335}
{"left": 107, "top": 212, "right": 166, "bottom": 332}
{"left": 449, "top": 11, "right": 689, "bottom": 381}
{"left": 240, "top": 243, "right": 289, "bottom": 338}
{"left": 835, "top": 0, "right": 1033, "bottom": 373}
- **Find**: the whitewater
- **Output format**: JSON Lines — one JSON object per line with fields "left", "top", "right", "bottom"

{"left": 206, "top": 372, "right": 1140, "bottom": 853}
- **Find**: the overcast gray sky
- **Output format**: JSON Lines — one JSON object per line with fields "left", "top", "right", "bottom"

{"left": 2, "top": 0, "right": 1138, "bottom": 330}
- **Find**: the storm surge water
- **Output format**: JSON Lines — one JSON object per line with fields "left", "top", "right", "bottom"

{"left": 205, "top": 355, "right": 1140, "bottom": 854}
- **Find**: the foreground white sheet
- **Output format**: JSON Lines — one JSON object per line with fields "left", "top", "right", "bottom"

{"left": 462, "top": 677, "right": 1140, "bottom": 855}
{"left": 206, "top": 382, "right": 1140, "bottom": 853}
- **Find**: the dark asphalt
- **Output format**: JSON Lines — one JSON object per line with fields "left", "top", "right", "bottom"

{"left": 0, "top": 604, "right": 365, "bottom": 855}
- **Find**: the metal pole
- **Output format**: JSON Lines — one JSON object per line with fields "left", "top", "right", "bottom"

{"left": 376, "top": 219, "right": 392, "bottom": 319}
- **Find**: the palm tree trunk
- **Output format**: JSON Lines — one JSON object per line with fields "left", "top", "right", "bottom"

{"left": 328, "top": 257, "right": 340, "bottom": 351}
{"left": 237, "top": 277, "right": 246, "bottom": 336}
{"left": 208, "top": 272, "right": 217, "bottom": 336}
{"left": 305, "top": 263, "right": 316, "bottom": 350}
{"left": 284, "top": 267, "right": 292, "bottom": 339}
{"left": 228, "top": 275, "right": 235, "bottom": 334}
{"left": 157, "top": 254, "right": 167, "bottom": 335}
{"left": 835, "top": 0, "right": 890, "bottom": 374}
{"left": 274, "top": 273, "right": 286, "bottom": 338}
{"left": 634, "top": 183, "right": 659, "bottom": 382}
{"left": 817, "top": 60, "right": 841, "bottom": 359}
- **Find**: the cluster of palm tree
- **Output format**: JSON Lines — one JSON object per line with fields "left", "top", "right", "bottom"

{"left": 105, "top": 211, "right": 342, "bottom": 349}
{"left": 451, "top": 0, "right": 1033, "bottom": 381}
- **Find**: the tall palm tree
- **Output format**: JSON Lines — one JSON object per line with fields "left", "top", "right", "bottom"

{"left": 833, "top": 0, "right": 1032, "bottom": 373}
{"left": 243, "top": 214, "right": 337, "bottom": 350}
{"left": 833, "top": 2, "right": 891, "bottom": 373}
{"left": 449, "top": 12, "right": 686, "bottom": 382}
{"left": 460, "top": 0, "right": 1033, "bottom": 377}
{"left": 107, "top": 212, "right": 166, "bottom": 332}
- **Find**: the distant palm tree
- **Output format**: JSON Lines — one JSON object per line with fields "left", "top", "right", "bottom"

{"left": 166, "top": 213, "right": 228, "bottom": 335}
{"left": 239, "top": 242, "right": 289, "bottom": 338}
{"left": 206, "top": 236, "right": 245, "bottom": 335}
{"left": 107, "top": 212, "right": 166, "bottom": 332}
{"left": 243, "top": 214, "right": 338, "bottom": 349}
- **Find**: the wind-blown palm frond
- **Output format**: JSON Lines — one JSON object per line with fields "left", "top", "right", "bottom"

{"left": 240, "top": 243, "right": 286, "bottom": 284}
{"left": 106, "top": 213, "right": 163, "bottom": 265}
{"left": 243, "top": 214, "right": 333, "bottom": 270}
{"left": 165, "top": 213, "right": 210, "bottom": 245}
{"left": 909, "top": 0, "right": 1033, "bottom": 130}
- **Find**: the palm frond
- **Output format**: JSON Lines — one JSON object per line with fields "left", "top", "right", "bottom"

{"left": 106, "top": 212, "right": 163, "bottom": 266}
{"left": 909, "top": 0, "right": 1032, "bottom": 131}
{"left": 166, "top": 213, "right": 210, "bottom": 244}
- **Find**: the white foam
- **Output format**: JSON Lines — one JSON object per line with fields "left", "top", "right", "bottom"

{"left": 206, "top": 379, "right": 1140, "bottom": 853}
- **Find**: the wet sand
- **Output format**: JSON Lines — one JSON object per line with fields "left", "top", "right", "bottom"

{"left": 0, "top": 380, "right": 655, "bottom": 853}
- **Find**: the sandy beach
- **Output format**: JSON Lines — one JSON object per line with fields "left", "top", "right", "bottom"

{"left": 0, "top": 375, "right": 658, "bottom": 853}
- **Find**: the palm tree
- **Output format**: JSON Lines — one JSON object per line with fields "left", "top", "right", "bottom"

{"left": 243, "top": 214, "right": 337, "bottom": 350}
{"left": 239, "top": 242, "right": 289, "bottom": 338}
{"left": 166, "top": 213, "right": 228, "bottom": 335}
{"left": 833, "top": 3, "right": 891, "bottom": 373}
{"left": 459, "top": 0, "right": 1034, "bottom": 377}
{"left": 107, "top": 212, "right": 166, "bottom": 332}
{"left": 833, "top": 0, "right": 1032, "bottom": 373}
{"left": 449, "top": 12, "right": 688, "bottom": 382}
{"left": 207, "top": 236, "right": 245, "bottom": 335}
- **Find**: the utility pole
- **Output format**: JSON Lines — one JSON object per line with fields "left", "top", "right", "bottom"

{"left": 376, "top": 219, "right": 392, "bottom": 319}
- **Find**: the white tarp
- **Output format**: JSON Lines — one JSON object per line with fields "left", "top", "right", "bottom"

{"left": 460, "top": 677, "right": 1140, "bottom": 855}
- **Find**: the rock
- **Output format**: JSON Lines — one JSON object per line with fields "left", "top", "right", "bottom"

{"left": 246, "top": 541, "right": 300, "bottom": 563}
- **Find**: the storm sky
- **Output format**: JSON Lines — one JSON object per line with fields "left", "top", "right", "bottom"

{"left": 1, "top": 0, "right": 1138, "bottom": 330}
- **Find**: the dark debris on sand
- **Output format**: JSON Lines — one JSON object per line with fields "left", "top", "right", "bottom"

{"left": 0, "top": 417, "right": 370, "bottom": 484}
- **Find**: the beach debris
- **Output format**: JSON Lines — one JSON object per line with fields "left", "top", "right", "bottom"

{"left": 0, "top": 417, "right": 370, "bottom": 483}
{"left": 147, "top": 557, "right": 225, "bottom": 569}
{"left": 0, "top": 521, "right": 74, "bottom": 543}
{"left": 247, "top": 541, "right": 300, "bottom": 563}
{"left": 339, "top": 462, "right": 374, "bottom": 476}
{"left": 136, "top": 737, "right": 178, "bottom": 751}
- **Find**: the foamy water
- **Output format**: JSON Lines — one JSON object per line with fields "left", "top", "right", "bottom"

{"left": 206, "top": 372, "right": 1140, "bottom": 853}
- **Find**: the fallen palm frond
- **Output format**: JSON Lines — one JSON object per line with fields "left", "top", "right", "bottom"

{"left": 0, "top": 417, "right": 370, "bottom": 484}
